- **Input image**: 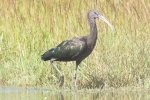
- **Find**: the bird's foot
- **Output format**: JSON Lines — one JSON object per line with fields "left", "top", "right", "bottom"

{"left": 59, "top": 75, "right": 64, "bottom": 87}
{"left": 74, "top": 77, "right": 78, "bottom": 90}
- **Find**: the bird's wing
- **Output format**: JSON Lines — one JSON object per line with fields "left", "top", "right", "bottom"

{"left": 51, "top": 37, "right": 86, "bottom": 60}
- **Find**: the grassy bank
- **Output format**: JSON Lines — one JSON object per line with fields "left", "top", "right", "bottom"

{"left": 0, "top": 0, "right": 150, "bottom": 89}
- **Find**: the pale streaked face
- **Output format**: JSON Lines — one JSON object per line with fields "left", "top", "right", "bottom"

{"left": 88, "top": 9, "right": 114, "bottom": 31}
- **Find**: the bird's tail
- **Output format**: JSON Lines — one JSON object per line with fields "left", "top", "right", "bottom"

{"left": 41, "top": 49, "right": 53, "bottom": 61}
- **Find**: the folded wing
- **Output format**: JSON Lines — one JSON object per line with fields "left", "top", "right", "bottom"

{"left": 41, "top": 37, "right": 86, "bottom": 61}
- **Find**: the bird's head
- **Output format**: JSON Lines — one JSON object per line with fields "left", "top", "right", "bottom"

{"left": 88, "top": 9, "right": 114, "bottom": 30}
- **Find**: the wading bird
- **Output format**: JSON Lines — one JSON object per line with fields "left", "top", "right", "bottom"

{"left": 41, "top": 9, "right": 114, "bottom": 88}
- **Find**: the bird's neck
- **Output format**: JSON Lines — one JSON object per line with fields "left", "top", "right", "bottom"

{"left": 87, "top": 19, "right": 97, "bottom": 47}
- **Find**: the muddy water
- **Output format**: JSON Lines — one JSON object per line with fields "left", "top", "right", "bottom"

{"left": 0, "top": 86, "right": 150, "bottom": 100}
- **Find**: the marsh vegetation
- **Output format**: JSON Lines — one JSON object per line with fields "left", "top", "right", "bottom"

{"left": 0, "top": 0, "right": 150, "bottom": 89}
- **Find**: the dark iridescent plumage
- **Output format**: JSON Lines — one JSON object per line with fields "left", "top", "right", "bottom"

{"left": 41, "top": 9, "right": 114, "bottom": 88}
{"left": 41, "top": 37, "right": 86, "bottom": 62}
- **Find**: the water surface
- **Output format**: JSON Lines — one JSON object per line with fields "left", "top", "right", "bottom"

{"left": 0, "top": 86, "right": 150, "bottom": 100}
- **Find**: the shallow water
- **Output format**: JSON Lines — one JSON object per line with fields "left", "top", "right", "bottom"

{"left": 0, "top": 86, "right": 150, "bottom": 100}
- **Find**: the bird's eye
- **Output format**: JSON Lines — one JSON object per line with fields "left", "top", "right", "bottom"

{"left": 94, "top": 12, "right": 98, "bottom": 15}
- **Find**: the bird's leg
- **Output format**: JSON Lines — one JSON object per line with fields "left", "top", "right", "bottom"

{"left": 73, "top": 61, "right": 80, "bottom": 88}
{"left": 50, "top": 61, "right": 64, "bottom": 87}
{"left": 73, "top": 65, "right": 78, "bottom": 88}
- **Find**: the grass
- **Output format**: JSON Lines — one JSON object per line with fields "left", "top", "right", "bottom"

{"left": 0, "top": 0, "right": 150, "bottom": 89}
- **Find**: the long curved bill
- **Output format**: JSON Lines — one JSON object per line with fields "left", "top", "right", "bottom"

{"left": 98, "top": 15, "right": 114, "bottom": 31}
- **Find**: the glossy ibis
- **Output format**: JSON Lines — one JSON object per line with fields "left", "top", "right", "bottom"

{"left": 41, "top": 9, "right": 114, "bottom": 87}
